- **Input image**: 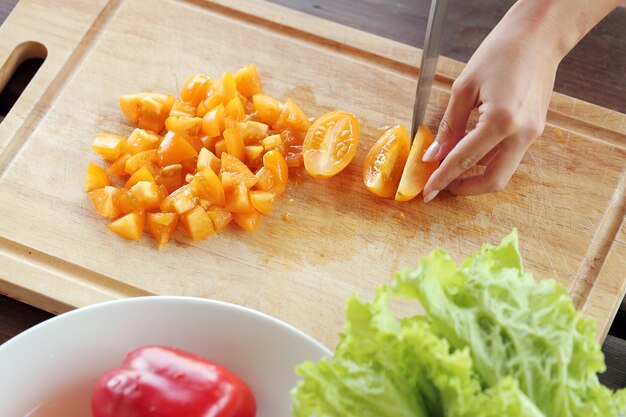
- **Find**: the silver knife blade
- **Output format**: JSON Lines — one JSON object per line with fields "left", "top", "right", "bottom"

{"left": 411, "top": 0, "right": 450, "bottom": 139}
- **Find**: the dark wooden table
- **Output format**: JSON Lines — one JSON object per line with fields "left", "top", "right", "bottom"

{"left": 1, "top": 0, "right": 625, "bottom": 389}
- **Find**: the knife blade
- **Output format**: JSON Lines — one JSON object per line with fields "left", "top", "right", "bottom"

{"left": 411, "top": 0, "right": 451, "bottom": 139}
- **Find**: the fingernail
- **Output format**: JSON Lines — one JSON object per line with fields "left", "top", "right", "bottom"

{"left": 423, "top": 189, "right": 439, "bottom": 203}
{"left": 422, "top": 141, "right": 441, "bottom": 162}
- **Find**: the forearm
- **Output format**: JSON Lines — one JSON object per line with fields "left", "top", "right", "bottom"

{"left": 499, "top": 0, "right": 620, "bottom": 61}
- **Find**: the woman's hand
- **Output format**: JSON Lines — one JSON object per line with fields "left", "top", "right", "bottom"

{"left": 421, "top": 0, "right": 621, "bottom": 202}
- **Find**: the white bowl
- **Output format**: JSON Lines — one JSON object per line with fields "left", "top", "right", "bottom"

{"left": 0, "top": 296, "right": 330, "bottom": 417}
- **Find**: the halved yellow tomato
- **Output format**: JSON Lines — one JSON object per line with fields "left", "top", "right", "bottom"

{"left": 395, "top": 124, "right": 439, "bottom": 201}
{"left": 363, "top": 125, "right": 411, "bottom": 198}
{"left": 303, "top": 111, "right": 359, "bottom": 179}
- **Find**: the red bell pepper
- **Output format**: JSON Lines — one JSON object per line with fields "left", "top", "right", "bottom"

{"left": 92, "top": 345, "right": 256, "bottom": 417}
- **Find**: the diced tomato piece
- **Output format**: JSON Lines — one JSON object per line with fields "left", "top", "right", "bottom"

{"left": 156, "top": 164, "right": 184, "bottom": 194}
{"left": 224, "top": 96, "right": 246, "bottom": 129}
{"left": 281, "top": 129, "right": 305, "bottom": 167}
{"left": 180, "top": 74, "right": 211, "bottom": 106}
{"left": 274, "top": 98, "right": 310, "bottom": 132}
{"left": 119, "top": 93, "right": 146, "bottom": 125}
{"left": 221, "top": 172, "right": 236, "bottom": 193}
{"left": 107, "top": 153, "right": 131, "bottom": 177}
{"left": 232, "top": 210, "right": 262, "bottom": 231}
{"left": 146, "top": 212, "right": 179, "bottom": 247}
{"left": 158, "top": 131, "right": 198, "bottom": 166}
{"left": 214, "top": 139, "right": 227, "bottom": 158}
{"left": 196, "top": 148, "right": 221, "bottom": 173}
{"left": 169, "top": 101, "right": 196, "bottom": 118}
{"left": 254, "top": 167, "right": 274, "bottom": 192}
{"left": 85, "top": 163, "right": 110, "bottom": 192}
{"left": 221, "top": 153, "right": 257, "bottom": 188}
{"left": 165, "top": 116, "right": 203, "bottom": 138}
{"left": 138, "top": 94, "right": 176, "bottom": 133}
{"left": 223, "top": 127, "right": 246, "bottom": 162}
{"left": 234, "top": 64, "right": 262, "bottom": 97}
{"left": 238, "top": 121, "right": 268, "bottom": 145}
{"left": 181, "top": 206, "right": 215, "bottom": 241}
{"left": 93, "top": 133, "right": 126, "bottom": 161}
{"left": 207, "top": 206, "right": 233, "bottom": 232}
{"left": 160, "top": 185, "right": 198, "bottom": 214}
{"left": 107, "top": 210, "right": 145, "bottom": 241}
{"left": 244, "top": 145, "right": 264, "bottom": 167}
{"left": 225, "top": 181, "right": 254, "bottom": 213}
{"left": 261, "top": 134, "right": 283, "bottom": 152}
{"left": 129, "top": 181, "right": 162, "bottom": 211}
{"left": 217, "top": 71, "right": 237, "bottom": 106}
{"left": 252, "top": 94, "right": 281, "bottom": 126}
{"left": 125, "top": 129, "right": 161, "bottom": 155}
{"left": 125, "top": 149, "right": 160, "bottom": 177}
{"left": 125, "top": 166, "right": 156, "bottom": 189}
{"left": 88, "top": 186, "right": 122, "bottom": 218}
{"left": 263, "top": 150, "right": 288, "bottom": 195}
{"left": 249, "top": 191, "right": 275, "bottom": 215}
{"left": 189, "top": 168, "right": 225, "bottom": 207}
{"left": 201, "top": 104, "right": 225, "bottom": 137}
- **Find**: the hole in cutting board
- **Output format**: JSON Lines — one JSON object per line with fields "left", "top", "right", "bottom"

{"left": 0, "top": 41, "right": 47, "bottom": 124}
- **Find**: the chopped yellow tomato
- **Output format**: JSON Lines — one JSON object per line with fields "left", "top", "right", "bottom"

{"left": 261, "top": 134, "right": 283, "bottom": 152}
{"left": 252, "top": 94, "right": 282, "bottom": 126}
{"left": 201, "top": 104, "right": 225, "bottom": 137}
{"left": 156, "top": 164, "right": 184, "bottom": 194}
{"left": 160, "top": 184, "right": 198, "bottom": 214}
{"left": 180, "top": 74, "right": 211, "bottom": 106}
{"left": 395, "top": 124, "right": 439, "bottom": 201}
{"left": 169, "top": 101, "right": 196, "bottom": 118}
{"left": 363, "top": 125, "right": 411, "bottom": 198}
{"left": 146, "top": 212, "right": 179, "bottom": 247}
{"left": 263, "top": 150, "right": 288, "bottom": 195}
{"left": 88, "top": 65, "right": 320, "bottom": 245}
{"left": 93, "top": 133, "right": 126, "bottom": 161}
{"left": 107, "top": 153, "right": 131, "bottom": 177}
{"left": 125, "top": 129, "right": 161, "bottom": 155}
{"left": 254, "top": 167, "right": 274, "bottom": 191}
{"left": 165, "top": 116, "right": 203, "bottom": 138}
{"left": 107, "top": 210, "right": 145, "bottom": 241}
{"left": 158, "top": 131, "right": 198, "bottom": 166}
{"left": 232, "top": 210, "right": 262, "bottom": 231}
{"left": 189, "top": 167, "right": 225, "bottom": 207}
{"left": 224, "top": 96, "right": 246, "bottom": 129}
{"left": 303, "top": 111, "right": 359, "bottom": 179}
{"left": 274, "top": 98, "right": 310, "bottom": 132}
{"left": 181, "top": 206, "right": 215, "bottom": 241}
{"left": 196, "top": 148, "right": 221, "bottom": 173}
{"left": 125, "top": 166, "right": 156, "bottom": 189}
{"left": 281, "top": 129, "right": 305, "bottom": 167}
{"left": 221, "top": 153, "right": 257, "bottom": 188}
{"left": 207, "top": 206, "right": 233, "bottom": 232}
{"left": 234, "top": 64, "right": 262, "bottom": 97}
{"left": 85, "top": 163, "right": 110, "bottom": 192}
{"left": 125, "top": 149, "right": 160, "bottom": 177}
{"left": 249, "top": 191, "right": 275, "bottom": 215}
{"left": 88, "top": 186, "right": 122, "bottom": 218}
{"left": 223, "top": 127, "right": 246, "bottom": 162}
{"left": 225, "top": 181, "right": 254, "bottom": 213}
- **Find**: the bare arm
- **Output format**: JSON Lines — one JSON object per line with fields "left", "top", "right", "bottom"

{"left": 422, "top": 0, "right": 621, "bottom": 201}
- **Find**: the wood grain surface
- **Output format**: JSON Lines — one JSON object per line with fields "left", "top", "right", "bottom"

{"left": 0, "top": 0, "right": 624, "bottom": 390}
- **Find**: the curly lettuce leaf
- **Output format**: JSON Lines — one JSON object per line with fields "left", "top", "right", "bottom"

{"left": 393, "top": 230, "right": 626, "bottom": 417}
{"left": 292, "top": 289, "right": 545, "bottom": 417}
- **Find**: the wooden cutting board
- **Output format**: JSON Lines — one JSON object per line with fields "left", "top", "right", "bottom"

{"left": 0, "top": 0, "right": 624, "bottom": 346}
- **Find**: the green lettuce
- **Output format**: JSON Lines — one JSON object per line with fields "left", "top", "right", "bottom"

{"left": 292, "top": 231, "right": 626, "bottom": 417}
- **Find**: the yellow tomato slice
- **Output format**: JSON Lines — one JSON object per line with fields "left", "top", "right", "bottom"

{"left": 363, "top": 125, "right": 411, "bottom": 198}
{"left": 303, "top": 111, "right": 359, "bottom": 179}
{"left": 395, "top": 124, "right": 439, "bottom": 201}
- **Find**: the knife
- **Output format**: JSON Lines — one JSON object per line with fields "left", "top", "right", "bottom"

{"left": 411, "top": 0, "right": 451, "bottom": 139}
